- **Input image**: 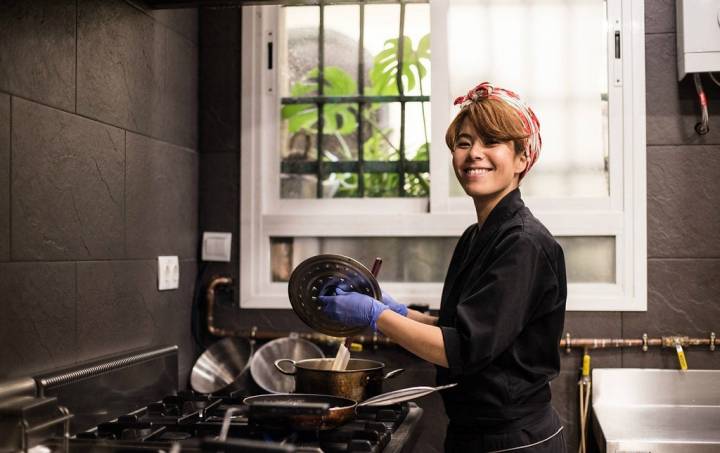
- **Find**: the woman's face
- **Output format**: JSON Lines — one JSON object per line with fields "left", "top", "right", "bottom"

{"left": 451, "top": 122, "right": 527, "bottom": 200}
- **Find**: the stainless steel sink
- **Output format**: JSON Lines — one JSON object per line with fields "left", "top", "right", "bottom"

{"left": 592, "top": 368, "right": 720, "bottom": 453}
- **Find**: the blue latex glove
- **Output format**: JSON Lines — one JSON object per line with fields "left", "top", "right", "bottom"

{"left": 319, "top": 288, "right": 388, "bottom": 331}
{"left": 381, "top": 290, "right": 408, "bottom": 317}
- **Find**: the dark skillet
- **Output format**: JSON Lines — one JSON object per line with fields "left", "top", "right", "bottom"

{"left": 243, "top": 393, "right": 357, "bottom": 431}
{"left": 243, "top": 384, "right": 457, "bottom": 431}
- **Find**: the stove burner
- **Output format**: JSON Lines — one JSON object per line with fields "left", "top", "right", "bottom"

{"left": 67, "top": 391, "right": 418, "bottom": 453}
{"left": 157, "top": 431, "right": 192, "bottom": 441}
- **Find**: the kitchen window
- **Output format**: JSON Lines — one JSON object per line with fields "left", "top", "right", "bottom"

{"left": 241, "top": 0, "right": 646, "bottom": 311}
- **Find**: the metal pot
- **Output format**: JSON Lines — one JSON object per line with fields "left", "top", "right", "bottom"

{"left": 190, "top": 337, "right": 252, "bottom": 394}
{"left": 250, "top": 337, "right": 325, "bottom": 394}
{"left": 274, "top": 358, "right": 403, "bottom": 401}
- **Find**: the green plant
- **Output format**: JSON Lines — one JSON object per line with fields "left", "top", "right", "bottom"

{"left": 282, "top": 33, "right": 431, "bottom": 197}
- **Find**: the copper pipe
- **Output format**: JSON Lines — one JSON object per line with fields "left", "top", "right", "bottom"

{"left": 206, "top": 276, "right": 237, "bottom": 337}
{"left": 560, "top": 334, "right": 717, "bottom": 351}
{"left": 206, "top": 277, "right": 717, "bottom": 352}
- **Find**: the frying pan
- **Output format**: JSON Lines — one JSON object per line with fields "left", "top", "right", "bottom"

{"left": 243, "top": 383, "right": 457, "bottom": 431}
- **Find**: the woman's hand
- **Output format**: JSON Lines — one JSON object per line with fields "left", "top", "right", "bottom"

{"left": 381, "top": 290, "right": 409, "bottom": 316}
{"left": 319, "top": 288, "right": 388, "bottom": 331}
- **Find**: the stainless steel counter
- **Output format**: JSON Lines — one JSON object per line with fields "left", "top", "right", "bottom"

{"left": 592, "top": 369, "right": 720, "bottom": 453}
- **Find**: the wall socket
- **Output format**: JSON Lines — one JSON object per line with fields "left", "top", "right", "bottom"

{"left": 158, "top": 256, "right": 179, "bottom": 291}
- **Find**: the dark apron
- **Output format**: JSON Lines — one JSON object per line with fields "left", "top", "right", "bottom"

{"left": 444, "top": 405, "right": 566, "bottom": 453}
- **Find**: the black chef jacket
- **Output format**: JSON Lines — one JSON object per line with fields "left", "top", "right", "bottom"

{"left": 437, "top": 188, "right": 567, "bottom": 428}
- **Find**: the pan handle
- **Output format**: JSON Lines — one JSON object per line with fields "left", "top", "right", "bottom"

{"left": 274, "top": 359, "right": 297, "bottom": 375}
{"left": 366, "top": 368, "right": 404, "bottom": 383}
{"left": 382, "top": 368, "right": 404, "bottom": 380}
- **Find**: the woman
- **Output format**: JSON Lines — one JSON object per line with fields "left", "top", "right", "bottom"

{"left": 320, "top": 82, "right": 567, "bottom": 452}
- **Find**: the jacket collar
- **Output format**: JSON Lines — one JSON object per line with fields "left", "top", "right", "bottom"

{"left": 454, "top": 188, "right": 525, "bottom": 279}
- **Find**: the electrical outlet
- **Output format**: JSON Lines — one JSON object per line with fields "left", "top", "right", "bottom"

{"left": 158, "top": 256, "right": 179, "bottom": 291}
{"left": 202, "top": 232, "right": 232, "bottom": 262}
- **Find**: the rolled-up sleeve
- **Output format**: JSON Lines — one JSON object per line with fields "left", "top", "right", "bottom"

{"left": 442, "top": 232, "right": 558, "bottom": 378}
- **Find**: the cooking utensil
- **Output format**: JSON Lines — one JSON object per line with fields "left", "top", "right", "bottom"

{"left": 288, "top": 254, "right": 382, "bottom": 337}
{"left": 250, "top": 337, "right": 325, "bottom": 394}
{"left": 274, "top": 357, "right": 404, "bottom": 401}
{"left": 331, "top": 257, "right": 382, "bottom": 371}
{"left": 243, "top": 383, "right": 457, "bottom": 431}
{"left": 190, "top": 337, "right": 252, "bottom": 394}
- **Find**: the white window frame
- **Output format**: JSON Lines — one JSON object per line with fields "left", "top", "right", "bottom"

{"left": 240, "top": 0, "right": 646, "bottom": 311}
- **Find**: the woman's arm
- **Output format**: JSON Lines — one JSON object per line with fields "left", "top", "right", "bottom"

{"left": 406, "top": 308, "right": 438, "bottom": 326}
{"left": 375, "top": 310, "right": 448, "bottom": 367}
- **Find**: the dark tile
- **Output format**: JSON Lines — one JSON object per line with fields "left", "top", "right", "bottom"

{"left": 645, "top": 34, "right": 720, "bottom": 145}
{"left": 77, "top": 0, "right": 162, "bottom": 135}
{"left": 0, "top": 262, "right": 76, "bottom": 380}
{"left": 622, "top": 259, "right": 720, "bottom": 368}
{"left": 200, "top": 152, "right": 238, "bottom": 233}
{"left": 561, "top": 312, "right": 623, "bottom": 370}
{"left": 152, "top": 9, "right": 198, "bottom": 44}
{"left": 645, "top": 0, "right": 675, "bottom": 34}
{"left": 647, "top": 145, "right": 720, "bottom": 258}
{"left": 126, "top": 132, "right": 198, "bottom": 259}
{"left": 77, "top": 0, "right": 198, "bottom": 149}
{"left": 0, "top": 0, "right": 75, "bottom": 111}
{"left": 200, "top": 44, "right": 239, "bottom": 153}
{"left": 164, "top": 29, "right": 199, "bottom": 149}
{"left": 0, "top": 94, "right": 8, "bottom": 261}
{"left": 76, "top": 260, "right": 163, "bottom": 361}
{"left": 11, "top": 98, "right": 124, "bottom": 260}
{"left": 199, "top": 7, "right": 240, "bottom": 47}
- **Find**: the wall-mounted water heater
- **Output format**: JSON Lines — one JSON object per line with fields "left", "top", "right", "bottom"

{"left": 676, "top": 0, "right": 720, "bottom": 80}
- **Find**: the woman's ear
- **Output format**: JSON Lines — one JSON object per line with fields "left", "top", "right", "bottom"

{"left": 514, "top": 152, "right": 528, "bottom": 174}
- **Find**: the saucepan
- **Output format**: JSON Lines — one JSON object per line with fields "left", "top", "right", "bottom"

{"left": 274, "top": 357, "right": 404, "bottom": 401}
{"left": 243, "top": 383, "right": 457, "bottom": 431}
{"left": 250, "top": 337, "right": 325, "bottom": 393}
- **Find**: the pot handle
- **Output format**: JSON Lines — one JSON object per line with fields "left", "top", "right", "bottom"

{"left": 366, "top": 368, "right": 404, "bottom": 382}
{"left": 274, "top": 359, "right": 297, "bottom": 375}
{"left": 383, "top": 368, "right": 404, "bottom": 380}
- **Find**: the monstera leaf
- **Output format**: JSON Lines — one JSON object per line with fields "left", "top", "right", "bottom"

{"left": 282, "top": 66, "right": 358, "bottom": 134}
{"left": 368, "top": 34, "right": 430, "bottom": 96}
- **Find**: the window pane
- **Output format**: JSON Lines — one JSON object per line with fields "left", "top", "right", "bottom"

{"left": 447, "top": 0, "right": 609, "bottom": 198}
{"left": 404, "top": 3, "right": 431, "bottom": 96}
{"left": 325, "top": 5, "right": 360, "bottom": 95}
{"left": 556, "top": 236, "right": 615, "bottom": 283}
{"left": 271, "top": 236, "right": 456, "bottom": 282}
{"left": 363, "top": 173, "right": 399, "bottom": 197}
{"left": 283, "top": 6, "right": 319, "bottom": 96}
{"left": 270, "top": 235, "right": 615, "bottom": 284}
{"left": 322, "top": 103, "right": 359, "bottom": 161}
{"left": 365, "top": 102, "right": 400, "bottom": 161}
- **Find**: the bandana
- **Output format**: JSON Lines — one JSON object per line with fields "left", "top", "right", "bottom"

{"left": 453, "top": 82, "right": 541, "bottom": 179}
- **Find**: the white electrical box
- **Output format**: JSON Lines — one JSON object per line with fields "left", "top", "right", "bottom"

{"left": 202, "top": 232, "right": 232, "bottom": 262}
{"left": 158, "top": 256, "right": 179, "bottom": 291}
{"left": 676, "top": 0, "right": 720, "bottom": 80}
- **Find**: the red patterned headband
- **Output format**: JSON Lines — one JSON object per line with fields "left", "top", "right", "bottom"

{"left": 454, "top": 82, "right": 541, "bottom": 179}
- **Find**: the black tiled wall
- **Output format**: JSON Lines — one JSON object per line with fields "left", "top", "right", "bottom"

{"left": 199, "top": 1, "right": 720, "bottom": 451}
{"left": 0, "top": 0, "right": 199, "bottom": 382}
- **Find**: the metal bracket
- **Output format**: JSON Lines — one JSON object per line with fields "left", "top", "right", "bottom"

{"left": 565, "top": 333, "right": 572, "bottom": 354}
{"left": 711, "top": 332, "right": 716, "bottom": 352}
{"left": 642, "top": 333, "right": 648, "bottom": 352}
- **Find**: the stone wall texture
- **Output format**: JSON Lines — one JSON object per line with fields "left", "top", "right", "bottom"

{"left": 0, "top": 0, "right": 199, "bottom": 383}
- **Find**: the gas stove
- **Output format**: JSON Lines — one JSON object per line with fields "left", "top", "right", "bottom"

{"left": 0, "top": 346, "right": 422, "bottom": 453}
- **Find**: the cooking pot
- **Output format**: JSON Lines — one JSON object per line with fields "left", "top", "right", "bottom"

{"left": 250, "top": 337, "right": 325, "bottom": 393}
{"left": 274, "top": 358, "right": 403, "bottom": 401}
